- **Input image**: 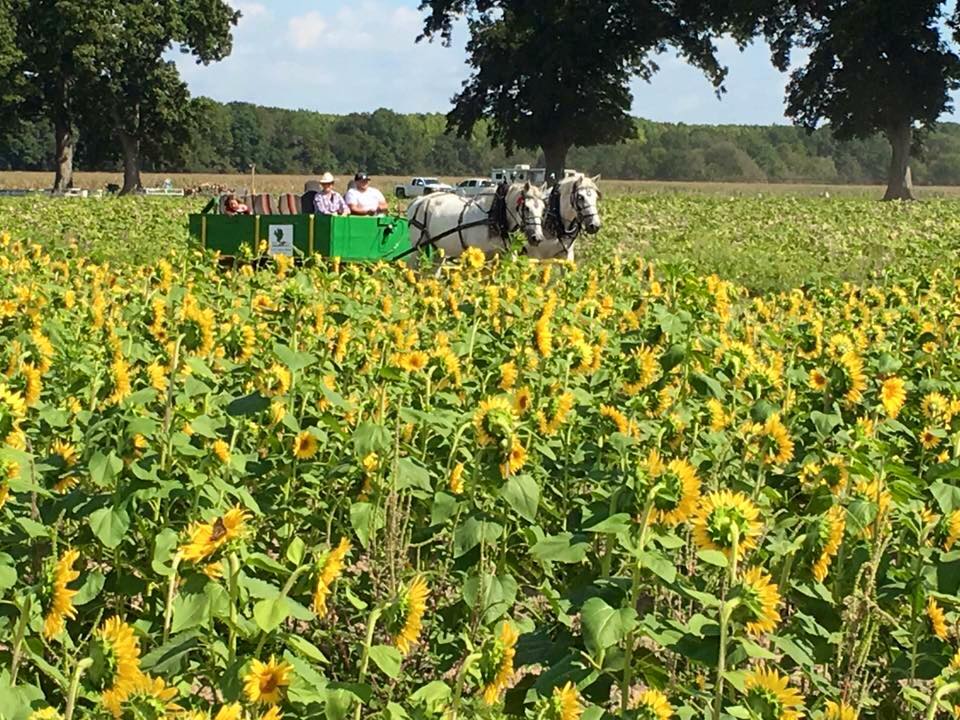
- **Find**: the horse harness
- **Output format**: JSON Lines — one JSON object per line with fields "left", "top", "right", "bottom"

{"left": 543, "top": 180, "right": 600, "bottom": 259}
{"left": 400, "top": 184, "right": 535, "bottom": 260}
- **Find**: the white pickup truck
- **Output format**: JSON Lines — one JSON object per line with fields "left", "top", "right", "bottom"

{"left": 394, "top": 177, "right": 453, "bottom": 198}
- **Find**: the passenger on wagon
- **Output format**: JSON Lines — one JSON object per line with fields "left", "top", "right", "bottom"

{"left": 345, "top": 172, "right": 388, "bottom": 216}
{"left": 224, "top": 194, "right": 251, "bottom": 215}
{"left": 314, "top": 172, "right": 349, "bottom": 215}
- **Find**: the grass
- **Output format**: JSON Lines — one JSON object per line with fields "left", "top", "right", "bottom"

{"left": 1, "top": 190, "right": 957, "bottom": 291}
{"left": 5, "top": 170, "right": 960, "bottom": 199}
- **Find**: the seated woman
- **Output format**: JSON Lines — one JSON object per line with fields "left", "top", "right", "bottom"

{"left": 224, "top": 194, "right": 251, "bottom": 215}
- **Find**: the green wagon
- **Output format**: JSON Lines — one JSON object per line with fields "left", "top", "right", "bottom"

{"left": 187, "top": 211, "right": 414, "bottom": 262}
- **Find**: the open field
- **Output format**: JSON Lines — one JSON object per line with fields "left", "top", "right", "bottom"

{"left": 2, "top": 193, "right": 960, "bottom": 719}
{"left": 7, "top": 170, "right": 960, "bottom": 198}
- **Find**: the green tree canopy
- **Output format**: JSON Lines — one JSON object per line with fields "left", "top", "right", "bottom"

{"left": 739, "top": 0, "right": 960, "bottom": 200}
{"left": 417, "top": 0, "right": 734, "bottom": 180}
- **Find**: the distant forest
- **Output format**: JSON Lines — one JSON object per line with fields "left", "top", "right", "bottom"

{"left": 4, "top": 98, "right": 960, "bottom": 185}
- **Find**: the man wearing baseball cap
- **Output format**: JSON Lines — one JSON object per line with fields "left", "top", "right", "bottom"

{"left": 344, "top": 172, "right": 388, "bottom": 216}
{"left": 313, "top": 172, "right": 349, "bottom": 215}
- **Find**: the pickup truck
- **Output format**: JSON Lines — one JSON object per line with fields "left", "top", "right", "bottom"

{"left": 394, "top": 177, "right": 454, "bottom": 199}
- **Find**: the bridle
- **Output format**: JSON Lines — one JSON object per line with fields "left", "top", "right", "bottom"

{"left": 545, "top": 177, "right": 601, "bottom": 258}
{"left": 506, "top": 187, "right": 544, "bottom": 245}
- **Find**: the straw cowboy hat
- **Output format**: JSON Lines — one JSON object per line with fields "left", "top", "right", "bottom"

{"left": 320, "top": 172, "right": 335, "bottom": 184}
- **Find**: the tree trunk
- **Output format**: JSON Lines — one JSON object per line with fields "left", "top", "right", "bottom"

{"left": 118, "top": 131, "right": 142, "bottom": 196}
{"left": 883, "top": 122, "right": 914, "bottom": 201}
{"left": 52, "top": 116, "right": 74, "bottom": 193}
{"left": 542, "top": 141, "right": 570, "bottom": 187}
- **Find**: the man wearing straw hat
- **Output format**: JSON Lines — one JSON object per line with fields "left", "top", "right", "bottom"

{"left": 313, "top": 172, "right": 349, "bottom": 215}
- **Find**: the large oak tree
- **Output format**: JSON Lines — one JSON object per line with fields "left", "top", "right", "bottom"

{"left": 417, "top": 0, "right": 734, "bottom": 181}
{"left": 738, "top": 0, "right": 960, "bottom": 200}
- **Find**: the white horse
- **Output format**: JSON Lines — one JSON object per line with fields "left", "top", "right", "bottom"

{"left": 405, "top": 182, "right": 545, "bottom": 262}
{"left": 525, "top": 173, "right": 602, "bottom": 261}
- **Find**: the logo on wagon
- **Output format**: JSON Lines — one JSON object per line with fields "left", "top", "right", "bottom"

{"left": 268, "top": 224, "right": 294, "bottom": 257}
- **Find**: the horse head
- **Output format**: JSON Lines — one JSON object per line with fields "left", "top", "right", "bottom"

{"left": 572, "top": 174, "right": 602, "bottom": 235}
{"left": 508, "top": 181, "right": 545, "bottom": 245}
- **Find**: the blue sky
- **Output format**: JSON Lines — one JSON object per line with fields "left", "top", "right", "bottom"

{"left": 172, "top": 0, "right": 956, "bottom": 125}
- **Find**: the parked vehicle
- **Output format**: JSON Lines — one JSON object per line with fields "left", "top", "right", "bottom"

{"left": 454, "top": 178, "right": 499, "bottom": 197}
{"left": 394, "top": 177, "right": 453, "bottom": 199}
{"left": 490, "top": 165, "right": 581, "bottom": 186}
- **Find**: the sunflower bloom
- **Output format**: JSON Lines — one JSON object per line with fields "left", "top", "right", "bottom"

{"left": 212, "top": 439, "right": 231, "bottom": 464}
{"left": 880, "top": 377, "right": 906, "bottom": 418}
{"left": 27, "top": 709, "right": 62, "bottom": 720}
{"left": 599, "top": 404, "right": 633, "bottom": 436}
{"left": 550, "top": 682, "right": 581, "bottom": 720}
{"left": 481, "top": 622, "right": 518, "bottom": 704}
{"left": 43, "top": 549, "right": 81, "bottom": 639}
{"left": 499, "top": 361, "right": 518, "bottom": 391}
{"left": 213, "top": 704, "right": 244, "bottom": 720}
{"left": 634, "top": 688, "right": 672, "bottom": 719}
{"left": 691, "top": 490, "right": 763, "bottom": 560}
{"left": 761, "top": 414, "right": 793, "bottom": 466}
{"left": 394, "top": 575, "right": 429, "bottom": 654}
{"left": 119, "top": 674, "right": 181, "bottom": 717}
{"left": 474, "top": 396, "right": 516, "bottom": 447}
{"left": 292, "top": 431, "right": 319, "bottom": 460}
{"left": 97, "top": 617, "right": 143, "bottom": 716}
{"left": 449, "top": 462, "right": 465, "bottom": 495}
{"left": 743, "top": 666, "right": 805, "bottom": 720}
{"left": 735, "top": 567, "right": 781, "bottom": 636}
{"left": 500, "top": 437, "right": 527, "bottom": 478}
{"left": 243, "top": 656, "right": 293, "bottom": 706}
{"left": 839, "top": 351, "right": 866, "bottom": 406}
{"left": 945, "top": 510, "right": 960, "bottom": 551}
{"left": 180, "top": 507, "right": 249, "bottom": 563}
{"left": 706, "top": 398, "right": 730, "bottom": 432}
{"left": 537, "top": 391, "right": 575, "bottom": 435}
{"left": 824, "top": 700, "right": 857, "bottom": 720}
{"left": 652, "top": 458, "right": 701, "bottom": 527}
{"left": 313, "top": 537, "right": 352, "bottom": 617}
{"left": 813, "top": 505, "right": 846, "bottom": 583}
{"left": 929, "top": 597, "right": 949, "bottom": 640}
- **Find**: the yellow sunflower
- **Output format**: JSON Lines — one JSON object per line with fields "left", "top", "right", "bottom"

{"left": 449, "top": 462, "right": 465, "bottom": 495}
{"left": 550, "top": 682, "right": 581, "bottom": 720}
{"left": 706, "top": 398, "right": 730, "bottom": 432}
{"left": 499, "top": 361, "right": 518, "bottom": 390}
{"left": 313, "top": 537, "right": 352, "bottom": 617}
{"left": 513, "top": 387, "right": 533, "bottom": 416}
{"left": 258, "top": 708, "right": 283, "bottom": 720}
{"left": 813, "top": 505, "right": 846, "bottom": 583}
{"left": 599, "top": 404, "right": 633, "bottom": 436}
{"left": 96, "top": 617, "right": 143, "bottom": 717}
{"left": 500, "top": 437, "right": 527, "bottom": 478}
{"left": 42, "top": 548, "right": 80, "bottom": 639}
{"left": 652, "top": 458, "right": 701, "bottom": 527}
{"left": 734, "top": 567, "right": 781, "bottom": 636}
{"left": 118, "top": 674, "right": 181, "bottom": 717}
{"left": 394, "top": 575, "right": 429, "bottom": 655}
{"left": 761, "top": 414, "right": 793, "bottom": 466}
{"left": 292, "top": 430, "right": 319, "bottom": 460}
{"left": 824, "top": 700, "right": 857, "bottom": 720}
{"left": 537, "top": 391, "right": 575, "bottom": 436}
{"left": 179, "top": 507, "right": 249, "bottom": 564}
{"left": 880, "top": 377, "right": 906, "bottom": 419}
{"left": 742, "top": 666, "right": 805, "bottom": 720}
{"left": 27, "top": 709, "right": 62, "bottom": 720}
{"left": 212, "top": 439, "right": 231, "bottom": 465}
{"left": 243, "top": 656, "right": 293, "bottom": 706}
{"left": 691, "top": 491, "right": 763, "bottom": 560}
{"left": 480, "top": 622, "right": 519, "bottom": 704}
{"left": 213, "top": 703, "right": 244, "bottom": 720}
{"left": 634, "top": 688, "right": 672, "bottom": 719}
{"left": 929, "top": 597, "right": 949, "bottom": 640}
{"left": 474, "top": 396, "right": 516, "bottom": 447}
{"left": 944, "top": 510, "right": 960, "bottom": 551}
{"left": 839, "top": 351, "right": 866, "bottom": 405}
{"left": 808, "top": 369, "right": 828, "bottom": 392}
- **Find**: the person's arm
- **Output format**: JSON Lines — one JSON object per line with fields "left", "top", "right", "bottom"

{"left": 376, "top": 189, "right": 388, "bottom": 213}
{"left": 337, "top": 194, "right": 349, "bottom": 215}
{"left": 344, "top": 189, "right": 364, "bottom": 215}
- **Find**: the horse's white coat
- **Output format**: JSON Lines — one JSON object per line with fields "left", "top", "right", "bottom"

{"left": 405, "top": 183, "right": 545, "bottom": 262}
{"left": 526, "top": 173, "right": 603, "bottom": 261}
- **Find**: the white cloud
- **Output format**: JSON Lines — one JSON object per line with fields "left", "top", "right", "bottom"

{"left": 234, "top": 2, "right": 268, "bottom": 19}
{"left": 288, "top": 11, "right": 328, "bottom": 50}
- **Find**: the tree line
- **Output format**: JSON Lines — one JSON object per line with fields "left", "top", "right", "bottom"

{"left": 7, "top": 100, "right": 960, "bottom": 186}
{"left": 3, "top": 1, "right": 960, "bottom": 198}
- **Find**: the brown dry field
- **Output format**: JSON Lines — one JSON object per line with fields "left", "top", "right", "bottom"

{"left": 3, "top": 170, "right": 960, "bottom": 198}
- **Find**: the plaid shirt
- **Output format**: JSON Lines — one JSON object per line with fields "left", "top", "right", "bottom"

{"left": 314, "top": 190, "right": 348, "bottom": 215}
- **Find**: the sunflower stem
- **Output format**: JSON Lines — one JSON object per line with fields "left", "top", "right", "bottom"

{"left": 10, "top": 594, "right": 31, "bottom": 685}
{"left": 713, "top": 526, "right": 740, "bottom": 720}
{"left": 254, "top": 563, "right": 312, "bottom": 657}
{"left": 64, "top": 657, "right": 93, "bottom": 720}
{"left": 354, "top": 606, "right": 383, "bottom": 720}
{"left": 450, "top": 651, "right": 482, "bottom": 720}
{"left": 227, "top": 552, "right": 241, "bottom": 665}
{"left": 621, "top": 495, "right": 655, "bottom": 715}
{"left": 162, "top": 553, "right": 182, "bottom": 644}
{"left": 925, "top": 681, "right": 960, "bottom": 720}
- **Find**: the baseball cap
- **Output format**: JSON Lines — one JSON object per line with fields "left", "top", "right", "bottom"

{"left": 354, "top": 172, "right": 370, "bottom": 182}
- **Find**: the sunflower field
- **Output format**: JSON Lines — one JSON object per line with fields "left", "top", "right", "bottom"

{"left": 3, "top": 197, "right": 960, "bottom": 720}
